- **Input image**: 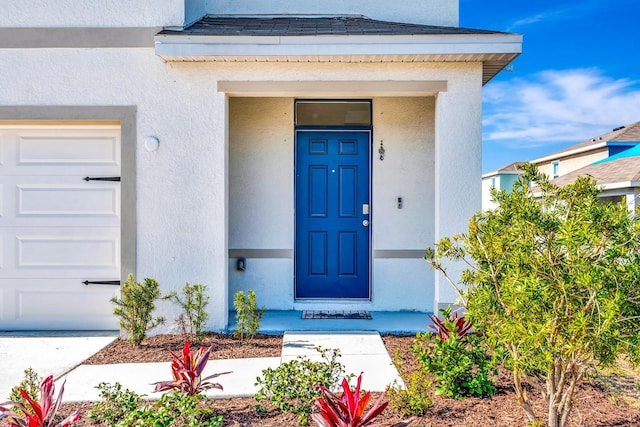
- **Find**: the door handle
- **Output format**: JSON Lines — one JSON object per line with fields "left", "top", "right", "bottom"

{"left": 362, "top": 220, "right": 369, "bottom": 227}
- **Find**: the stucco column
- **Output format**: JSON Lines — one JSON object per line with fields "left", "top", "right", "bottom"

{"left": 207, "top": 93, "right": 230, "bottom": 330}
{"left": 433, "top": 68, "right": 482, "bottom": 311}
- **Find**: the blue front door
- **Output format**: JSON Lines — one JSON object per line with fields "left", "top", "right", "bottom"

{"left": 295, "top": 130, "right": 371, "bottom": 299}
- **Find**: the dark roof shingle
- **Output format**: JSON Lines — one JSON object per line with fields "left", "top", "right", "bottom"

{"left": 160, "top": 15, "right": 509, "bottom": 37}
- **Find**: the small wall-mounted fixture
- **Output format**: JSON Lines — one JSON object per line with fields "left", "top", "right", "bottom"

{"left": 397, "top": 197, "right": 403, "bottom": 209}
{"left": 144, "top": 136, "right": 160, "bottom": 152}
{"left": 236, "top": 257, "right": 246, "bottom": 271}
{"left": 378, "top": 140, "right": 385, "bottom": 161}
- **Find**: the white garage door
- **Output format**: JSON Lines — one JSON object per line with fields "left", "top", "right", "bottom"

{"left": 0, "top": 124, "right": 121, "bottom": 330}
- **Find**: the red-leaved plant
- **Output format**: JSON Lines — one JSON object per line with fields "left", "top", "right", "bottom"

{"left": 0, "top": 375, "right": 81, "bottom": 427}
{"left": 427, "top": 305, "right": 472, "bottom": 341}
{"left": 312, "top": 373, "right": 415, "bottom": 427}
{"left": 152, "top": 341, "right": 231, "bottom": 396}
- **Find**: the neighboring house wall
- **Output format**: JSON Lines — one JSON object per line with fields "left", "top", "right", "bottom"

{"left": 536, "top": 147, "right": 608, "bottom": 178}
{"left": 1, "top": 0, "right": 184, "bottom": 27}
{"left": 501, "top": 174, "right": 519, "bottom": 192}
{"left": 481, "top": 173, "right": 520, "bottom": 210}
{"left": 205, "top": 0, "right": 459, "bottom": 26}
{"left": 481, "top": 175, "right": 499, "bottom": 210}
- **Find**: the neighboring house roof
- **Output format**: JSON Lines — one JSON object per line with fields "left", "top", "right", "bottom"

{"left": 482, "top": 161, "right": 524, "bottom": 178}
{"left": 547, "top": 149, "right": 640, "bottom": 189}
{"left": 592, "top": 143, "right": 640, "bottom": 164}
{"left": 155, "top": 15, "right": 522, "bottom": 85}
{"left": 531, "top": 121, "right": 640, "bottom": 164}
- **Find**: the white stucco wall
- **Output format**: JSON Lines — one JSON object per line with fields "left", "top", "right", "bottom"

{"left": 1, "top": 0, "right": 184, "bottom": 27}
{"left": 228, "top": 97, "right": 295, "bottom": 309}
{"left": 434, "top": 62, "right": 483, "bottom": 309}
{"left": 206, "top": 0, "right": 459, "bottom": 27}
{"left": 229, "top": 97, "right": 294, "bottom": 250}
{"left": 1, "top": 37, "right": 482, "bottom": 329}
{"left": 370, "top": 97, "right": 435, "bottom": 310}
{"left": 228, "top": 96, "right": 436, "bottom": 312}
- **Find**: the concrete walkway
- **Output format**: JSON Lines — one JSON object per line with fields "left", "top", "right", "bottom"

{"left": 1, "top": 330, "right": 403, "bottom": 403}
{"left": 0, "top": 333, "right": 118, "bottom": 401}
{"left": 282, "top": 331, "right": 402, "bottom": 392}
{"left": 59, "top": 331, "right": 401, "bottom": 402}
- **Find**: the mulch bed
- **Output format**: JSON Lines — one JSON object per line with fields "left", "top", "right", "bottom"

{"left": 4, "top": 333, "right": 639, "bottom": 426}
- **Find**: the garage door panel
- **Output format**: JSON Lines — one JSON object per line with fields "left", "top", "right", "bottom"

{"left": 0, "top": 176, "right": 120, "bottom": 227}
{"left": 18, "top": 185, "right": 119, "bottom": 217}
{"left": 2, "top": 227, "right": 119, "bottom": 278}
{"left": 0, "top": 125, "right": 121, "bottom": 330}
{"left": 0, "top": 279, "right": 119, "bottom": 330}
{"left": 17, "top": 135, "right": 119, "bottom": 165}
{"left": 1, "top": 129, "right": 120, "bottom": 176}
{"left": 18, "top": 236, "right": 118, "bottom": 268}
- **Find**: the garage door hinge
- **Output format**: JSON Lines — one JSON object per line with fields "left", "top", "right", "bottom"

{"left": 83, "top": 176, "right": 120, "bottom": 182}
{"left": 83, "top": 280, "right": 121, "bottom": 286}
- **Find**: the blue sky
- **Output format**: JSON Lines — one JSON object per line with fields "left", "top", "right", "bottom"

{"left": 460, "top": 0, "right": 640, "bottom": 173}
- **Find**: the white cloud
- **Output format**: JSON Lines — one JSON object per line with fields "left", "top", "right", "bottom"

{"left": 483, "top": 69, "right": 640, "bottom": 149}
{"left": 505, "top": 2, "right": 596, "bottom": 31}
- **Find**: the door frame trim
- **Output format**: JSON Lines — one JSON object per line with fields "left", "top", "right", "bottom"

{"left": 293, "top": 128, "right": 373, "bottom": 301}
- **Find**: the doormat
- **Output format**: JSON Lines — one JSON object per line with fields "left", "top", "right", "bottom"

{"left": 302, "top": 310, "right": 372, "bottom": 320}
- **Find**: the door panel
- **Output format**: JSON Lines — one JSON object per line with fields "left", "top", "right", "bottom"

{"left": 295, "top": 131, "right": 370, "bottom": 299}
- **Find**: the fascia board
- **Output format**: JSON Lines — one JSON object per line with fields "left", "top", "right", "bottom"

{"left": 600, "top": 181, "right": 640, "bottom": 191}
{"left": 155, "top": 33, "right": 522, "bottom": 58}
{"left": 481, "top": 170, "right": 522, "bottom": 179}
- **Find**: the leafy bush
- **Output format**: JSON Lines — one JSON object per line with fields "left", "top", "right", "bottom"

{"left": 169, "top": 282, "right": 210, "bottom": 344}
{"left": 427, "top": 306, "right": 472, "bottom": 341}
{"left": 387, "top": 351, "right": 433, "bottom": 417}
{"left": 153, "top": 341, "right": 231, "bottom": 396}
{"left": 118, "top": 391, "right": 222, "bottom": 427}
{"left": 111, "top": 273, "right": 171, "bottom": 345}
{"left": 0, "top": 375, "right": 80, "bottom": 427}
{"left": 88, "top": 383, "right": 222, "bottom": 427}
{"left": 313, "top": 373, "right": 415, "bottom": 427}
{"left": 426, "top": 164, "right": 640, "bottom": 426}
{"left": 233, "top": 290, "right": 265, "bottom": 343}
{"left": 254, "top": 346, "right": 349, "bottom": 425}
{"left": 7, "top": 367, "right": 43, "bottom": 417}
{"left": 88, "top": 382, "right": 145, "bottom": 425}
{"left": 411, "top": 308, "right": 497, "bottom": 399}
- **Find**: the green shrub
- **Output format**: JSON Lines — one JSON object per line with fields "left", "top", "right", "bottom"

{"left": 254, "top": 346, "right": 349, "bottom": 425}
{"left": 8, "top": 367, "right": 43, "bottom": 417}
{"left": 119, "top": 391, "right": 222, "bottom": 427}
{"left": 426, "top": 164, "right": 640, "bottom": 426}
{"left": 387, "top": 351, "right": 433, "bottom": 416}
{"left": 233, "top": 290, "right": 265, "bottom": 343}
{"left": 411, "top": 330, "right": 497, "bottom": 399}
{"left": 89, "top": 383, "right": 222, "bottom": 427}
{"left": 88, "top": 382, "right": 145, "bottom": 425}
{"left": 169, "top": 282, "right": 210, "bottom": 344}
{"left": 111, "top": 273, "right": 171, "bottom": 345}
